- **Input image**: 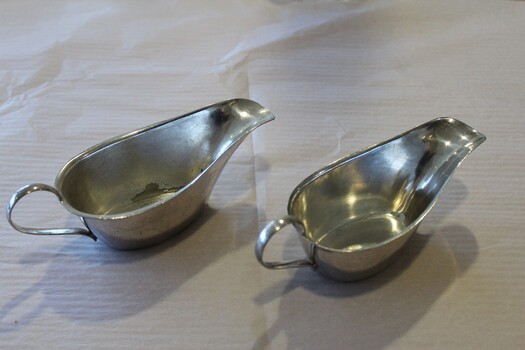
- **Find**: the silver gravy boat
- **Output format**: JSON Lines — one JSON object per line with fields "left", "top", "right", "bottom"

{"left": 256, "top": 118, "right": 485, "bottom": 281}
{"left": 7, "top": 99, "right": 275, "bottom": 249}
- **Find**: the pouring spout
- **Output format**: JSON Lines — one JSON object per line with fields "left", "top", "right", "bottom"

{"left": 203, "top": 99, "right": 275, "bottom": 169}
{"left": 437, "top": 117, "right": 486, "bottom": 152}
{"left": 389, "top": 117, "right": 486, "bottom": 222}
{"left": 466, "top": 129, "right": 486, "bottom": 151}
{"left": 221, "top": 98, "right": 275, "bottom": 143}
{"left": 420, "top": 118, "right": 486, "bottom": 177}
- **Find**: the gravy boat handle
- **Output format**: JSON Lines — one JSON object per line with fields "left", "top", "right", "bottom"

{"left": 256, "top": 215, "right": 314, "bottom": 269}
{"left": 6, "top": 184, "right": 97, "bottom": 240}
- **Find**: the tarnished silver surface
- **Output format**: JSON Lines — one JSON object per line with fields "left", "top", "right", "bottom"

{"left": 7, "top": 99, "right": 275, "bottom": 249}
{"left": 256, "top": 118, "right": 485, "bottom": 281}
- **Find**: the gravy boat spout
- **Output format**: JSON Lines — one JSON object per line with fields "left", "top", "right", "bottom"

{"left": 7, "top": 99, "right": 275, "bottom": 249}
{"left": 256, "top": 118, "right": 485, "bottom": 281}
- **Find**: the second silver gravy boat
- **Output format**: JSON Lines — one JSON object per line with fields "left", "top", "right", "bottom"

{"left": 256, "top": 118, "right": 485, "bottom": 281}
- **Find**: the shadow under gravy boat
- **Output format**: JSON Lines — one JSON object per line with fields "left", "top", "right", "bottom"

{"left": 7, "top": 99, "right": 275, "bottom": 250}
{"left": 256, "top": 118, "right": 485, "bottom": 281}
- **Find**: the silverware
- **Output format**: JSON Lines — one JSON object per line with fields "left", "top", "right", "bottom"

{"left": 256, "top": 118, "right": 485, "bottom": 281}
{"left": 7, "top": 99, "right": 275, "bottom": 249}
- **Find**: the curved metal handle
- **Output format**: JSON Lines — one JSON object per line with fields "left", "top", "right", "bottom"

{"left": 255, "top": 215, "right": 314, "bottom": 269}
{"left": 6, "top": 183, "right": 97, "bottom": 240}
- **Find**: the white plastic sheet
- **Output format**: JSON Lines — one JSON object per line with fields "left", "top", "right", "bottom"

{"left": 1, "top": 1, "right": 524, "bottom": 348}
